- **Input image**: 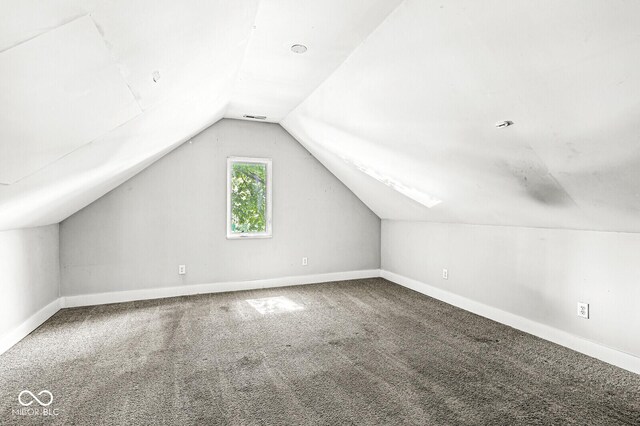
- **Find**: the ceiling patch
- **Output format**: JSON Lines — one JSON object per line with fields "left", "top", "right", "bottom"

{"left": 0, "top": 16, "right": 141, "bottom": 185}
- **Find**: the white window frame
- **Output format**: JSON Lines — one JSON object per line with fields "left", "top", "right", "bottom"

{"left": 226, "top": 156, "right": 272, "bottom": 239}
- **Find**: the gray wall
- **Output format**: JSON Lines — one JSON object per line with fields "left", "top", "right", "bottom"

{"left": 0, "top": 225, "right": 60, "bottom": 339}
{"left": 381, "top": 220, "right": 640, "bottom": 357}
{"left": 61, "top": 119, "right": 380, "bottom": 296}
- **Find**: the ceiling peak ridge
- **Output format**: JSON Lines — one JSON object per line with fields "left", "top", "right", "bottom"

{"left": 279, "top": 0, "right": 407, "bottom": 124}
{"left": 223, "top": 1, "right": 265, "bottom": 120}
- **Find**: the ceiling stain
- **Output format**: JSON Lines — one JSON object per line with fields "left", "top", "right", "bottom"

{"left": 507, "top": 163, "right": 575, "bottom": 207}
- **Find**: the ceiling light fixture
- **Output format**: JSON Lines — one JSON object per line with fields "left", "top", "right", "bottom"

{"left": 152, "top": 70, "right": 161, "bottom": 83}
{"left": 495, "top": 120, "right": 514, "bottom": 128}
{"left": 243, "top": 114, "right": 267, "bottom": 120}
{"left": 291, "top": 44, "right": 307, "bottom": 54}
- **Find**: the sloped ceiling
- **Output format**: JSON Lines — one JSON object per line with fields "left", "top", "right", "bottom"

{"left": 0, "top": 0, "right": 259, "bottom": 230}
{"left": 0, "top": 0, "right": 399, "bottom": 231}
{"left": 1, "top": 0, "right": 639, "bottom": 233}
{"left": 0, "top": 16, "right": 141, "bottom": 185}
{"left": 226, "top": 0, "right": 402, "bottom": 122}
{"left": 283, "top": 0, "right": 640, "bottom": 232}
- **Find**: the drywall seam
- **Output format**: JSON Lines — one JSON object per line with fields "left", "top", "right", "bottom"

{"left": 0, "top": 14, "right": 88, "bottom": 54}
{"left": 380, "top": 269, "right": 640, "bottom": 375}
{"left": 222, "top": 1, "right": 264, "bottom": 118}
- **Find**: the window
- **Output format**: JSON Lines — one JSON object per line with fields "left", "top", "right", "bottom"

{"left": 226, "top": 157, "right": 272, "bottom": 239}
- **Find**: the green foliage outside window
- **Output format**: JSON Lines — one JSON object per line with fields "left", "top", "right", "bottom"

{"left": 230, "top": 162, "right": 267, "bottom": 233}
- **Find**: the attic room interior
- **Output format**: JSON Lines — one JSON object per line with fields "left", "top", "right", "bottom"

{"left": 1, "top": 0, "right": 639, "bottom": 424}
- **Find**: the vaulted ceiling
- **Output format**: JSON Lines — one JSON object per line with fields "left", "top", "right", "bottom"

{"left": 1, "top": 0, "right": 639, "bottom": 232}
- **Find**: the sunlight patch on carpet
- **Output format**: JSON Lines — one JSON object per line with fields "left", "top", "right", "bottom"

{"left": 245, "top": 296, "right": 304, "bottom": 315}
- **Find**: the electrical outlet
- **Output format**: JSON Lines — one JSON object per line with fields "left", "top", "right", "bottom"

{"left": 577, "top": 302, "right": 589, "bottom": 319}
{"left": 302, "top": 257, "right": 308, "bottom": 266}
{"left": 178, "top": 265, "right": 186, "bottom": 275}
{"left": 442, "top": 268, "right": 448, "bottom": 280}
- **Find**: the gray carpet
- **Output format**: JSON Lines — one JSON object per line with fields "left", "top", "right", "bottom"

{"left": 1, "top": 278, "right": 639, "bottom": 425}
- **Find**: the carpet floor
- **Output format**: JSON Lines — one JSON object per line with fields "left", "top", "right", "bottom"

{"left": 1, "top": 278, "right": 639, "bottom": 425}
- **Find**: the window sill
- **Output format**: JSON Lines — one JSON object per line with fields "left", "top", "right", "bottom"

{"left": 226, "top": 233, "right": 273, "bottom": 240}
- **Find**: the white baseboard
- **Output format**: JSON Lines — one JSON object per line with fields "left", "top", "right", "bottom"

{"left": 0, "top": 298, "right": 63, "bottom": 356}
{"left": 0, "top": 270, "right": 379, "bottom": 355}
{"left": 8, "top": 269, "right": 635, "bottom": 375}
{"left": 380, "top": 269, "right": 640, "bottom": 375}
{"left": 62, "top": 269, "right": 381, "bottom": 308}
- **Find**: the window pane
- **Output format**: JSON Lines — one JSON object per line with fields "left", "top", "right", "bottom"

{"left": 230, "top": 162, "right": 267, "bottom": 234}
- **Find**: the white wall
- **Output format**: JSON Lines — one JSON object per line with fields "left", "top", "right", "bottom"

{"left": 381, "top": 220, "right": 640, "bottom": 358}
{"left": 0, "top": 225, "right": 60, "bottom": 343}
{"left": 60, "top": 119, "right": 380, "bottom": 296}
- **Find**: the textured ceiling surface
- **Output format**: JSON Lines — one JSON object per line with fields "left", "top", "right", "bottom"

{"left": 0, "top": 0, "right": 397, "bottom": 230}
{"left": 225, "top": 0, "right": 403, "bottom": 122}
{"left": 0, "top": 16, "right": 141, "bottom": 185}
{"left": 283, "top": 0, "right": 640, "bottom": 232}
{"left": 0, "top": 0, "right": 259, "bottom": 230}
{"left": 1, "top": 0, "right": 639, "bottom": 232}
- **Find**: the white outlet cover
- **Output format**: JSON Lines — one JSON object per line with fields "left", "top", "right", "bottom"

{"left": 442, "top": 268, "right": 448, "bottom": 279}
{"left": 178, "top": 265, "right": 186, "bottom": 275}
{"left": 577, "top": 302, "right": 589, "bottom": 319}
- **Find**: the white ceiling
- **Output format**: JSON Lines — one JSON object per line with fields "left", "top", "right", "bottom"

{"left": 1, "top": 0, "right": 639, "bottom": 232}
{"left": 0, "top": 0, "right": 398, "bottom": 230}
{"left": 85, "top": 0, "right": 260, "bottom": 111}
{"left": 0, "top": 16, "right": 140, "bottom": 184}
{"left": 225, "top": 0, "right": 402, "bottom": 122}
{"left": 283, "top": 0, "right": 640, "bottom": 232}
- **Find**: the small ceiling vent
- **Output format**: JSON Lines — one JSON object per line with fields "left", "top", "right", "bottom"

{"left": 243, "top": 115, "right": 267, "bottom": 120}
